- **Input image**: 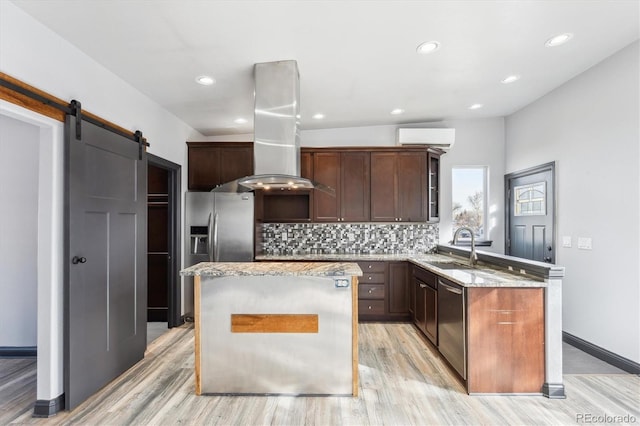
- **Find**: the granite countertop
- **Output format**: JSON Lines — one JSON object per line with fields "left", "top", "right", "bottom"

{"left": 180, "top": 261, "right": 363, "bottom": 278}
{"left": 255, "top": 253, "right": 546, "bottom": 288}
{"left": 408, "top": 257, "right": 545, "bottom": 288}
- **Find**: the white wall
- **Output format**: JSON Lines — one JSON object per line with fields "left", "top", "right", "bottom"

{"left": 0, "top": 115, "right": 39, "bottom": 347}
{"left": 505, "top": 41, "right": 640, "bottom": 363}
{"left": 302, "top": 124, "right": 397, "bottom": 147}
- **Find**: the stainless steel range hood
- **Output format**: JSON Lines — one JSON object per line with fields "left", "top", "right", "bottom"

{"left": 213, "top": 60, "right": 334, "bottom": 195}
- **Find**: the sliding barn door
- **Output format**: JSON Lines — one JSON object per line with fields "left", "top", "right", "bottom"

{"left": 64, "top": 115, "right": 147, "bottom": 410}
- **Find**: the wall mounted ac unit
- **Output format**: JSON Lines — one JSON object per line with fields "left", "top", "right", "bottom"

{"left": 396, "top": 128, "right": 455, "bottom": 149}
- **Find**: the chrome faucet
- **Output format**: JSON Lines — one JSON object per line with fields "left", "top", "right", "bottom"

{"left": 452, "top": 227, "right": 478, "bottom": 266}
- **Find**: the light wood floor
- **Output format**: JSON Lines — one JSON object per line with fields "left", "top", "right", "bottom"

{"left": 2, "top": 323, "right": 639, "bottom": 425}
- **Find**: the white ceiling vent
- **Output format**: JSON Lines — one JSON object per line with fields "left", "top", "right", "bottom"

{"left": 397, "top": 128, "right": 455, "bottom": 150}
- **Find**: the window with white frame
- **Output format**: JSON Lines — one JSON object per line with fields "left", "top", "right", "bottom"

{"left": 451, "top": 166, "right": 488, "bottom": 240}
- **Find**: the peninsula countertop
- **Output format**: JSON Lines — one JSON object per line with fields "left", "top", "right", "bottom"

{"left": 180, "top": 261, "right": 363, "bottom": 278}
{"left": 255, "top": 253, "right": 547, "bottom": 288}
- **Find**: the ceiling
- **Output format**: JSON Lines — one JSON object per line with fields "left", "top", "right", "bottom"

{"left": 10, "top": 0, "right": 640, "bottom": 137}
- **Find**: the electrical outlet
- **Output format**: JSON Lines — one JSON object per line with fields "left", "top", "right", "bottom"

{"left": 577, "top": 237, "right": 592, "bottom": 250}
{"left": 562, "top": 236, "right": 572, "bottom": 248}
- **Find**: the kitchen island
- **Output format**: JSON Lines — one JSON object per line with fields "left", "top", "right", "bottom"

{"left": 180, "top": 262, "right": 362, "bottom": 396}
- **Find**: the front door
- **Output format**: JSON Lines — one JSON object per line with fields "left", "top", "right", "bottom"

{"left": 64, "top": 115, "right": 147, "bottom": 410}
{"left": 505, "top": 162, "right": 555, "bottom": 263}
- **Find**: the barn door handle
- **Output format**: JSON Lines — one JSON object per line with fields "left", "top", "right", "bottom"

{"left": 72, "top": 256, "right": 87, "bottom": 264}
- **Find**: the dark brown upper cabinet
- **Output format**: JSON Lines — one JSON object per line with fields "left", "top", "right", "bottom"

{"left": 371, "top": 151, "right": 427, "bottom": 222}
{"left": 300, "top": 151, "right": 313, "bottom": 180}
{"left": 428, "top": 152, "right": 441, "bottom": 221}
{"left": 257, "top": 146, "right": 442, "bottom": 223}
{"left": 312, "top": 151, "right": 370, "bottom": 222}
{"left": 255, "top": 150, "right": 314, "bottom": 223}
{"left": 187, "top": 142, "right": 254, "bottom": 191}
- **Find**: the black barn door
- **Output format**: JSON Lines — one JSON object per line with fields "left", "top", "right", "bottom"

{"left": 64, "top": 115, "right": 147, "bottom": 410}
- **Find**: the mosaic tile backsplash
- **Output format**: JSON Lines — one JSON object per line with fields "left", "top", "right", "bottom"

{"left": 258, "top": 223, "right": 439, "bottom": 255}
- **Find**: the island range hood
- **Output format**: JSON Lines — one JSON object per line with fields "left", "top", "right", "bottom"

{"left": 213, "top": 60, "right": 334, "bottom": 195}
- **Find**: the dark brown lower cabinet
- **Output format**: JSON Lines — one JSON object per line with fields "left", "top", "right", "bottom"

{"left": 467, "top": 287, "right": 545, "bottom": 394}
{"left": 388, "top": 262, "right": 409, "bottom": 315}
{"left": 412, "top": 265, "right": 437, "bottom": 345}
{"left": 357, "top": 261, "right": 387, "bottom": 321}
{"left": 357, "top": 261, "right": 409, "bottom": 321}
{"left": 410, "top": 265, "right": 545, "bottom": 394}
{"left": 423, "top": 285, "right": 437, "bottom": 344}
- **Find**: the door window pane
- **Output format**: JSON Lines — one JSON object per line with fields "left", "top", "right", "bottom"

{"left": 514, "top": 182, "right": 546, "bottom": 216}
{"left": 452, "top": 167, "right": 487, "bottom": 239}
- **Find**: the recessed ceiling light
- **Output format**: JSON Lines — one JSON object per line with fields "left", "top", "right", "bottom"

{"left": 501, "top": 74, "right": 521, "bottom": 84}
{"left": 545, "top": 33, "right": 573, "bottom": 47}
{"left": 416, "top": 41, "right": 440, "bottom": 54}
{"left": 195, "top": 75, "right": 215, "bottom": 85}
{"left": 390, "top": 108, "right": 405, "bottom": 115}
{"left": 312, "top": 113, "right": 325, "bottom": 120}
{"left": 234, "top": 118, "right": 248, "bottom": 124}
{"left": 469, "top": 103, "right": 483, "bottom": 110}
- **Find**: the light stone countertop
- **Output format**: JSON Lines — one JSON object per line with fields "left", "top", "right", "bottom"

{"left": 180, "top": 261, "right": 363, "bottom": 278}
{"left": 255, "top": 253, "right": 546, "bottom": 288}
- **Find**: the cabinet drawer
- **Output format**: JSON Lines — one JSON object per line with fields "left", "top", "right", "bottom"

{"left": 359, "top": 284, "right": 385, "bottom": 299}
{"left": 361, "top": 272, "right": 385, "bottom": 284}
{"left": 413, "top": 266, "right": 437, "bottom": 289}
{"left": 358, "top": 262, "right": 387, "bottom": 273}
{"left": 358, "top": 300, "right": 385, "bottom": 315}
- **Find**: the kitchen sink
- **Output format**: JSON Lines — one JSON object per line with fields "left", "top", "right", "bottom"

{"left": 424, "top": 261, "right": 475, "bottom": 270}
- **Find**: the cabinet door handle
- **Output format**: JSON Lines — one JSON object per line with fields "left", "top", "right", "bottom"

{"left": 439, "top": 280, "right": 462, "bottom": 294}
{"left": 368, "top": 265, "right": 372, "bottom": 269}
{"left": 419, "top": 283, "right": 427, "bottom": 289}
{"left": 368, "top": 305, "right": 373, "bottom": 310}
{"left": 368, "top": 276, "right": 372, "bottom": 280}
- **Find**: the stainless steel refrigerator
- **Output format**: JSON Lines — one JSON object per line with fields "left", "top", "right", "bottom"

{"left": 183, "top": 191, "right": 255, "bottom": 318}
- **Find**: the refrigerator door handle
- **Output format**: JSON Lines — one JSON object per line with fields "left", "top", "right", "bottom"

{"left": 207, "top": 213, "right": 214, "bottom": 262}
{"left": 212, "top": 213, "right": 220, "bottom": 262}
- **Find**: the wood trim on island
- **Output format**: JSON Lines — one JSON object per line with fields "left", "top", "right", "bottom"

{"left": 352, "top": 275, "right": 359, "bottom": 397}
{"left": 231, "top": 314, "right": 319, "bottom": 333}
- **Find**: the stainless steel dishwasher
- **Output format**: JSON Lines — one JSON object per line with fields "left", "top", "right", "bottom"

{"left": 437, "top": 278, "right": 466, "bottom": 379}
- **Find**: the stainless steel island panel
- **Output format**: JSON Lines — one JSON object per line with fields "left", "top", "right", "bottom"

{"left": 196, "top": 274, "right": 355, "bottom": 395}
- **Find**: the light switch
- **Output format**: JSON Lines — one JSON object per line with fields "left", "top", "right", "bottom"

{"left": 577, "top": 237, "right": 592, "bottom": 250}
{"left": 562, "top": 236, "right": 572, "bottom": 248}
